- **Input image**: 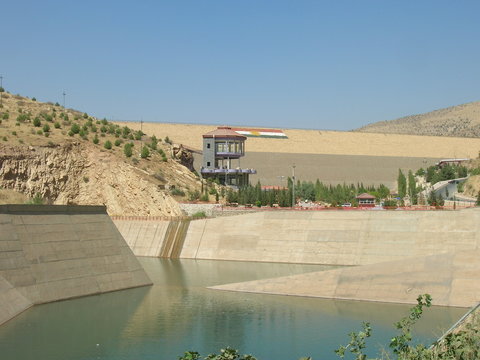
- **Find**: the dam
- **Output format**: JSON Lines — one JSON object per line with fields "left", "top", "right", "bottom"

{"left": 114, "top": 207, "right": 480, "bottom": 307}
{"left": 0, "top": 205, "right": 478, "bottom": 359}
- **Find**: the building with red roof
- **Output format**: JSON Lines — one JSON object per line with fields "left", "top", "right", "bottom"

{"left": 201, "top": 127, "right": 256, "bottom": 187}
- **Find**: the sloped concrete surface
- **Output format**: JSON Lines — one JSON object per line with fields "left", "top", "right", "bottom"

{"left": 182, "top": 208, "right": 480, "bottom": 265}
{"left": 0, "top": 205, "right": 152, "bottom": 326}
{"left": 211, "top": 250, "right": 480, "bottom": 308}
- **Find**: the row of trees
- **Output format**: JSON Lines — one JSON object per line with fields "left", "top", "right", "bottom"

{"left": 225, "top": 180, "right": 391, "bottom": 207}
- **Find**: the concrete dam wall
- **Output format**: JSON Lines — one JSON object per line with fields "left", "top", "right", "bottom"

{"left": 181, "top": 209, "right": 480, "bottom": 265}
{"left": 112, "top": 218, "right": 190, "bottom": 258}
{"left": 0, "top": 205, "right": 152, "bottom": 326}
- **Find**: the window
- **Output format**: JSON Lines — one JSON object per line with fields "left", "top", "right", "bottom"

{"left": 207, "top": 143, "right": 210, "bottom": 149}
{"left": 207, "top": 162, "right": 211, "bottom": 166}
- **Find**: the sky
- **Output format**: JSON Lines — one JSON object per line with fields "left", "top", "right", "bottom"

{"left": 1, "top": 1, "right": 480, "bottom": 130}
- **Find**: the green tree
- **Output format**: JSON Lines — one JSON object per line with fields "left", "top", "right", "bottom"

{"left": 104, "top": 140, "right": 112, "bottom": 150}
{"left": 397, "top": 169, "right": 407, "bottom": 198}
{"left": 33, "top": 117, "right": 41, "bottom": 127}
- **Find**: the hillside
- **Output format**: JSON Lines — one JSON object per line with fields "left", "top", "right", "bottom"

{"left": 0, "top": 91, "right": 202, "bottom": 216}
{"left": 356, "top": 101, "right": 480, "bottom": 137}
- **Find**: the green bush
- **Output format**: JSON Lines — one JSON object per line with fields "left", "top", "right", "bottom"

{"left": 54, "top": 122, "right": 61, "bottom": 129}
{"left": 33, "top": 117, "right": 41, "bottom": 127}
{"left": 100, "top": 125, "right": 108, "bottom": 133}
{"left": 123, "top": 143, "right": 133, "bottom": 157}
{"left": 141, "top": 146, "right": 150, "bottom": 159}
{"left": 16, "top": 114, "right": 29, "bottom": 122}
{"left": 104, "top": 140, "right": 112, "bottom": 150}
{"left": 42, "top": 124, "right": 50, "bottom": 133}
{"left": 161, "top": 154, "right": 167, "bottom": 162}
{"left": 170, "top": 188, "right": 185, "bottom": 196}
{"left": 2, "top": 113, "right": 9, "bottom": 120}
{"left": 200, "top": 193, "right": 209, "bottom": 202}
{"left": 191, "top": 211, "right": 206, "bottom": 219}
{"left": 188, "top": 190, "right": 201, "bottom": 201}
{"left": 32, "top": 97, "right": 36, "bottom": 101}
{"left": 25, "top": 193, "right": 44, "bottom": 205}
{"left": 70, "top": 123, "right": 80, "bottom": 134}
{"left": 164, "top": 136, "right": 172, "bottom": 144}
{"left": 114, "top": 139, "right": 122, "bottom": 146}
{"left": 2, "top": 136, "right": 7, "bottom": 141}
{"left": 11, "top": 131, "right": 17, "bottom": 136}
{"left": 93, "top": 134, "right": 99, "bottom": 144}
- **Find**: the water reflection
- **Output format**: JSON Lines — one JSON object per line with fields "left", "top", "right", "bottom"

{"left": 0, "top": 258, "right": 467, "bottom": 360}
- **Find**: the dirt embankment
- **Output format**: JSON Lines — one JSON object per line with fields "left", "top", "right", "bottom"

{"left": 0, "top": 142, "right": 186, "bottom": 216}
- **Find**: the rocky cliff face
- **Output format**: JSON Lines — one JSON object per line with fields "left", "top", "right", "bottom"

{"left": 0, "top": 142, "right": 183, "bottom": 216}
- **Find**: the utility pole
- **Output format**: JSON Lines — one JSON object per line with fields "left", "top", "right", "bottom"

{"left": 292, "top": 164, "right": 296, "bottom": 207}
{"left": 62, "top": 90, "right": 66, "bottom": 108}
{"left": 0, "top": 75, "right": 3, "bottom": 107}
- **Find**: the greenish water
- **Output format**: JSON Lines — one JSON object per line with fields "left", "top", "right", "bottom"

{"left": 0, "top": 258, "right": 466, "bottom": 360}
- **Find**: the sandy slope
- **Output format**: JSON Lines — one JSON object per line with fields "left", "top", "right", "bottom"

{"left": 116, "top": 121, "right": 480, "bottom": 159}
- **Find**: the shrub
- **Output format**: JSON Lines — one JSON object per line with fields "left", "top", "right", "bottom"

{"left": 44, "top": 132, "right": 50, "bottom": 137}
{"left": 55, "top": 102, "right": 60, "bottom": 106}
{"left": 104, "top": 140, "right": 112, "bottom": 150}
{"left": 11, "top": 131, "right": 17, "bottom": 136}
{"left": 83, "top": 113, "right": 88, "bottom": 119}
{"left": 2, "top": 136, "right": 7, "bottom": 141}
{"left": 191, "top": 211, "right": 206, "bottom": 219}
{"left": 100, "top": 125, "right": 108, "bottom": 133}
{"left": 33, "top": 117, "right": 41, "bottom": 127}
{"left": 70, "top": 123, "right": 80, "bottom": 134}
{"left": 18, "top": 139, "right": 24, "bottom": 144}
{"left": 16, "top": 114, "right": 29, "bottom": 122}
{"left": 132, "top": 157, "right": 139, "bottom": 165}
{"left": 135, "top": 131, "right": 143, "bottom": 140}
{"left": 188, "top": 190, "right": 200, "bottom": 201}
{"left": 79, "top": 129, "right": 87, "bottom": 138}
{"left": 170, "top": 188, "right": 185, "bottom": 196}
{"left": 123, "top": 143, "right": 133, "bottom": 157}
{"left": 164, "top": 136, "right": 172, "bottom": 144}
{"left": 161, "top": 155, "right": 167, "bottom": 162}
{"left": 26, "top": 193, "right": 44, "bottom": 205}
{"left": 42, "top": 124, "right": 50, "bottom": 133}
{"left": 83, "top": 176, "right": 89, "bottom": 183}
{"left": 54, "top": 122, "right": 61, "bottom": 129}
{"left": 114, "top": 139, "right": 121, "bottom": 146}
{"left": 141, "top": 146, "right": 150, "bottom": 159}
{"left": 92, "top": 134, "right": 99, "bottom": 144}
{"left": 2, "top": 113, "right": 9, "bottom": 120}
{"left": 68, "top": 130, "right": 74, "bottom": 136}
{"left": 200, "top": 193, "right": 209, "bottom": 202}
{"left": 32, "top": 97, "right": 36, "bottom": 101}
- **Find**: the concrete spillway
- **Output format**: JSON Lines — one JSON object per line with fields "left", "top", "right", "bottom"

{"left": 0, "top": 205, "right": 152, "bottom": 326}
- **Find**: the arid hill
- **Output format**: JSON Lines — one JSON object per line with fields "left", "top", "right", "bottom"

{"left": 0, "top": 91, "right": 203, "bottom": 215}
{"left": 356, "top": 101, "right": 480, "bottom": 137}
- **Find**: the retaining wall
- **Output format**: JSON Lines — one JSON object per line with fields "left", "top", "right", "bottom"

{"left": 113, "top": 218, "right": 190, "bottom": 258}
{"left": 181, "top": 208, "right": 480, "bottom": 265}
{"left": 0, "top": 205, "right": 152, "bottom": 326}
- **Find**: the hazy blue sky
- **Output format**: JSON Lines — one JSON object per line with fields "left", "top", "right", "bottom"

{"left": 1, "top": 1, "right": 479, "bottom": 130}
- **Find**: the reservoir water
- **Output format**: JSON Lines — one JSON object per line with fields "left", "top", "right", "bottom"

{"left": 0, "top": 258, "right": 466, "bottom": 360}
